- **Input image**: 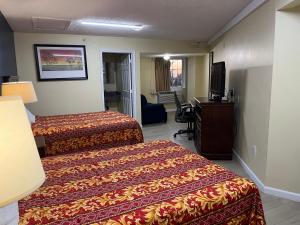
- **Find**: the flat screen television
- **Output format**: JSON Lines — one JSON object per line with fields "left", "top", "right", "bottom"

{"left": 210, "top": 61, "right": 225, "bottom": 100}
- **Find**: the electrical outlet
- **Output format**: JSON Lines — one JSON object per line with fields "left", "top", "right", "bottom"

{"left": 251, "top": 145, "right": 257, "bottom": 157}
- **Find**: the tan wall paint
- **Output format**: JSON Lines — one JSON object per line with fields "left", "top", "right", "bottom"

{"left": 140, "top": 57, "right": 156, "bottom": 103}
{"left": 195, "top": 55, "right": 209, "bottom": 98}
{"left": 211, "top": 0, "right": 275, "bottom": 182}
{"left": 266, "top": 6, "right": 300, "bottom": 193}
{"left": 14, "top": 32, "right": 205, "bottom": 123}
{"left": 276, "top": 0, "right": 300, "bottom": 9}
{"left": 198, "top": 54, "right": 209, "bottom": 98}
{"left": 187, "top": 55, "right": 209, "bottom": 101}
{"left": 187, "top": 57, "right": 196, "bottom": 101}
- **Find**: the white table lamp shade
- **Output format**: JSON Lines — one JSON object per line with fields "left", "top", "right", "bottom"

{"left": 1, "top": 82, "right": 38, "bottom": 104}
{"left": 0, "top": 96, "right": 45, "bottom": 207}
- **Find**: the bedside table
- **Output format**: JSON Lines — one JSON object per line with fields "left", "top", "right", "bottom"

{"left": 34, "top": 136, "right": 46, "bottom": 158}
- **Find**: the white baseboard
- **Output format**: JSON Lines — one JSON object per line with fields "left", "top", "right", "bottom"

{"left": 233, "top": 151, "right": 264, "bottom": 191}
{"left": 264, "top": 186, "right": 300, "bottom": 202}
{"left": 233, "top": 150, "right": 300, "bottom": 202}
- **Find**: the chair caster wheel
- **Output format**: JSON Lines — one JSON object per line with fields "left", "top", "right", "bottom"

{"left": 173, "top": 134, "right": 176, "bottom": 138}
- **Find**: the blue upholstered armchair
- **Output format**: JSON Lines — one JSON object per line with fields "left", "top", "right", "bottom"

{"left": 141, "top": 94, "right": 167, "bottom": 125}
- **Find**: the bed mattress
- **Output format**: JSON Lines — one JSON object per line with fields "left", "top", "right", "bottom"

{"left": 32, "top": 111, "right": 143, "bottom": 156}
{"left": 19, "top": 140, "right": 265, "bottom": 224}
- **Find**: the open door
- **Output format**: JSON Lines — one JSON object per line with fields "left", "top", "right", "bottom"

{"left": 118, "top": 54, "right": 133, "bottom": 116}
{"left": 102, "top": 52, "right": 134, "bottom": 117}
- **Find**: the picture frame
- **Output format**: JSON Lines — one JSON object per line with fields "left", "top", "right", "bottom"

{"left": 34, "top": 44, "right": 88, "bottom": 81}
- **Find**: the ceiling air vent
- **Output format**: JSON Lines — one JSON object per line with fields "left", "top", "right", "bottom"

{"left": 32, "top": 17, "right": 71, "bottom": 31}
{"left": 190, "top": 41, "right": 206, "bottom": 49}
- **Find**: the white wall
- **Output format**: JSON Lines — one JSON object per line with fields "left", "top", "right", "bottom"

{"left": 266, "top": 5, "right": 300, "bottom": 193}
{"left": 211, "top": 0, "right": 275, "bottom": 182}
{"left": 14, "top": 32, "right": 206, "bottom": 123}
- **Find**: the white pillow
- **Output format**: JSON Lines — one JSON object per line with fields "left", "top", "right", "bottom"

{"left": 26, "top": 108, "right": 36, "bottom": 124}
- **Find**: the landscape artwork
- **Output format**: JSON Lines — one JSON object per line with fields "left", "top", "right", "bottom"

{"left": 34, "top": 45, "right": 88, "bottom": 81}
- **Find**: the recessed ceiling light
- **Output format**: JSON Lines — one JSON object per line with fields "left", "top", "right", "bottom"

{"left": 80, "top": 21, "right": 143, "bottom": 31}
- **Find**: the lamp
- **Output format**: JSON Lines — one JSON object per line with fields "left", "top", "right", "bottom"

{"left": 1, "top": 81, "right": 37, "bottom": 103}
{"left": 1, "top": 82, "right": 38, "bottom": 123}
{"left": 0, "top": 96, "right": 45, "bottom": 225}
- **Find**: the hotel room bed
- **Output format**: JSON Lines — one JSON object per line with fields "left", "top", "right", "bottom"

{"left": 31, "top": 111, "right": 143, "bottom": 156}
{"left": 19, "top": 140, "right": 266, "bottom": 225}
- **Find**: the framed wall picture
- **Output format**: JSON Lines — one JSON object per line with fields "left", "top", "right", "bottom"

{"left": 34, "top": 44, "right": 88, "bottom": 81}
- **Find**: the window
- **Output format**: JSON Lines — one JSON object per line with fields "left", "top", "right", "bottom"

{"left": 170, "top": 59, "right": 185, "bottom": 89}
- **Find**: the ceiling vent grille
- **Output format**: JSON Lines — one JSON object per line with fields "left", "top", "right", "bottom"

{"left": 32, "top": 17, "right": 71, "bottom": 31}
{"left": 190, "top": 41, "right": 206, "bottom": 49}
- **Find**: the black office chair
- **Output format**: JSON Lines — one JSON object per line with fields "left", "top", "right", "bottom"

{"left": 173, "top": 92, "right": 195, "bottom": 140}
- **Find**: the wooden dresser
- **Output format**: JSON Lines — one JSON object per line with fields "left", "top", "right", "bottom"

{"left": 194, "top": 97, "right": 234, "bottom": 160}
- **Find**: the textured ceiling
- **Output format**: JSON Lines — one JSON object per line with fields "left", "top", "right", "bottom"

{"left": 0, "top": 0, "right": 253, "bottom": 41}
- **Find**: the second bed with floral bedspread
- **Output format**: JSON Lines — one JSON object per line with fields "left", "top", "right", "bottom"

{"left": 32, "top": 111, "right": 143, "bottom": 156}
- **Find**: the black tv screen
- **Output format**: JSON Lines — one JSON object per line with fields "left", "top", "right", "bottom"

{"left": 210, "top": 62, "right": 225, "bottom": 97}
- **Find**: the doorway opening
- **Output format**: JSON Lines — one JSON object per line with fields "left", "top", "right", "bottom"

{"left": 100, "top": 51, "right": 136, "bottom": 117}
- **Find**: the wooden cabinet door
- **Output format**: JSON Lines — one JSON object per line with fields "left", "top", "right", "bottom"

{"left": 195, "top": 101, "right": 234, "bottom": 160}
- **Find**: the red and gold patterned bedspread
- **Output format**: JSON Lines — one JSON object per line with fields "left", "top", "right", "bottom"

{"left": 19, "top": 140, "right": 265, "bottom": 225}
{"left": 32, "top": 111, "right": 143, "bottom": 156}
